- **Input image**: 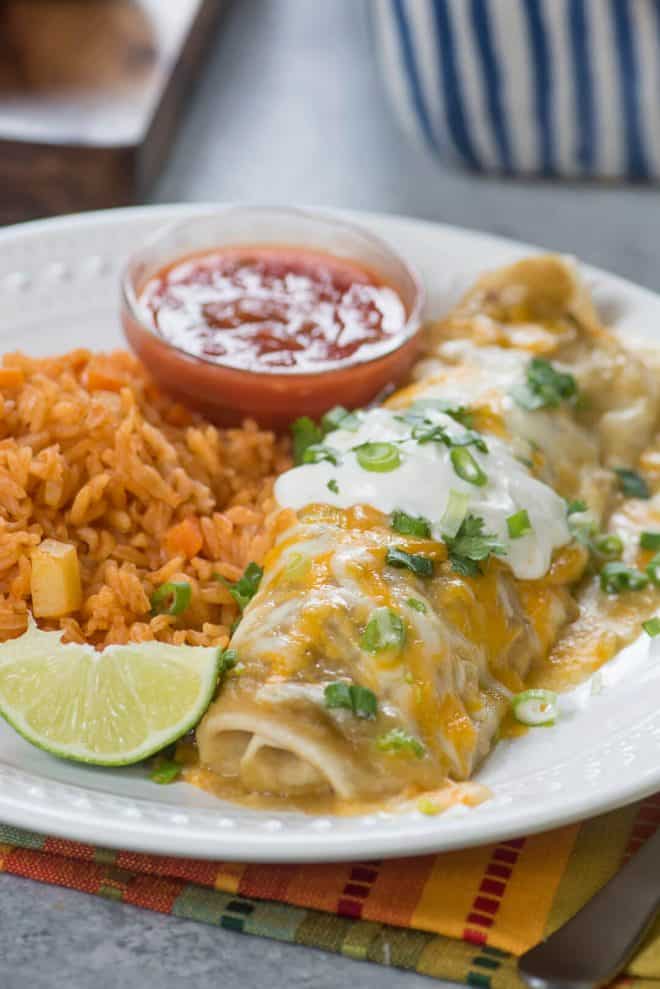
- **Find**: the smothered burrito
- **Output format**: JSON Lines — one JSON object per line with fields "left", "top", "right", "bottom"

{"left": 195, "top": 256, "right": 660, "bottom": 811}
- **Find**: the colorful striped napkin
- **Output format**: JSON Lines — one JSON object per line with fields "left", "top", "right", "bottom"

{"left": 2, "top": 796, "right": 660, "bottom": 987}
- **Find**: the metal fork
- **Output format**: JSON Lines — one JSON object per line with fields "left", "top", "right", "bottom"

{"left": 518, "top": 824, "right": 660, "bottom": 989}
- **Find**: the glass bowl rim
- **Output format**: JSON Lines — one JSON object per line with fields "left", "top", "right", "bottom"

{"left": 120, "top": 204, "right": 426, "bottom": 379}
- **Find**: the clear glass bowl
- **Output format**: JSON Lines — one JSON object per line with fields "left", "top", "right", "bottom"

{"left": 120, "top": 206, "right": 424, "bottom": 429}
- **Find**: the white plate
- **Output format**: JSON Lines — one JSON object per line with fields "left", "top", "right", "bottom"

{"left": 1, "top": 204, "right": 660, "bottom": 863}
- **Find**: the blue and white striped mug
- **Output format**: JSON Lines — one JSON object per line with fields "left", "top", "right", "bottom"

{"left": 372, "top": 0, "right": 660, "bottom": 179}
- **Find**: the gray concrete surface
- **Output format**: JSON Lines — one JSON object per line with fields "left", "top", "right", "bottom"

{"left": 0, "top": 874, "right": 434, "bottom": 989}
{"left": 1, "top": 1, "right": 659, "bottom": 987}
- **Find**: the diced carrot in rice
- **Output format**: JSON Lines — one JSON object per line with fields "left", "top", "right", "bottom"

{"left": 0, "top": 367, "right": 24, "bottom": 389}
{"left": 86, "top": 368, "right": 125, "bottom": 393}
{"left": 165, "top": 517, "right": 203, "bottom": 560}
{"left": 164, "top": 403, "right": 193, "bottom": 427}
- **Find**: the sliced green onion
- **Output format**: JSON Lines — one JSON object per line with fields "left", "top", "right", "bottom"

{"left": 592, "top": 533, "right": 624, "bottom": 560}
{"left": 406, "top": 597, "right": 427, "bottom": 613}
{"left": 641, "top": 532, "right": 660, "bottom": 551}
{"left": 284, "top": 552, "right": 311, "bottom": 582}
{"left": 323, "top": 681, "right": 351, "bottom": 711}
{"left": 390, "top": 509, "right": 431, "bottom": 539}
{"left": 507, "top": 509, "right": 532, "bottom": 539}
{"left": 411, "top": 422, "right": 469, "bottom": 448}
{"left": 324, "top": 682, "right": 377, "bottom": 719}
{"left": 409, "top": 398, "right": 474, "bottom": 428}
{"left": 417, "top": 797, "right": 441, "bottom": 816}
{"left": 327, "top": 479, "right": 339, "bottom": 495}
{"left": 349, "top": 687, "right": 377, "bottom": 719}
{"left": 217, "top": 647, "right": 238, "bottom": 679}
{"left": 646, "top": 553, "right": 660, "bottom": 586}
{"left": 302, "top": 442, "right": 340, "bottom": 466}
{"left": 440, "top": 489, "right": 469, "bottom": 538}
{"left": 321, "top": 406, "right": 359, "bottom": 433}
{"left": 360, "top": 606, "right": 406, "bottom": 654}
{"left": 223, "top": 561, "right": 264, "bottom": 611}
{"left": 450, "top": 447, "right": 488, "bottom": 487}
{"left": 411, "top": 422, "right": 444, "bottom": 445}
{"left": 150, "top": 581, "right": 191, "bottom": 616}
{"left": 355, "top": 442, "right": 401, "bottom": 473}
{"left": 614, "top": 467, "right": 650, "bottom": 499}
{"left": 412, "top": 422, "right": 488, "bottom": 454}
{"left": 512, "top": 689, "right": 558, "bottom": 726}
{"left": 600, "top": 561, "right": 649, "bottom": 594}
{"left": 150, "top": 759, "right": 181, "bottom": 784}
{"left": 385, "top": 547, "right": 434, "bottom": 578}
{"left": 376, "top": 728, "right": 425, "bottom": 758}
{"left": 566, "top": 499, "right": 588, "bottom": 516}
{"left": 450, "top": 430, "right": 489, "bottom": 454}
{"left": 568, "top": 512, "right": 598, "bottom": 546}
{"left": 643, "top": 617, "right": 660, "bottom": 637}
{"left": 511, "top": 386, "right": 539, "bottom": 411}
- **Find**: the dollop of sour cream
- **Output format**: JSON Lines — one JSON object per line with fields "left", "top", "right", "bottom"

{"left": 275, "top": 407, "right": 570, "bottom": 580}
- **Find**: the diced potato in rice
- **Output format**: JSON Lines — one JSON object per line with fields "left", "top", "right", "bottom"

{"left": 31, "top": 539, "right": 82, "bottom": 618}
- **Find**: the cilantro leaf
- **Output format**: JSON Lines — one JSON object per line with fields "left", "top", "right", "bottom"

{"left": 390, "top": 509, "right": 432, "bottom": 539}
{"left": 291, "top": 417, "right": 323, "bottom": 465}
{"left": 324, "top": 682, "right": 378, "bottom": 719}
{"left": 513, "top": 358, "right": 578, "bottom": 411}
{"left": 444, "top": 514, "right": 505, "bottom": 576}
{"left": 385, "top": 547, "right": 434, "bottom": 578}
{"left": 614, "top": 467, "right": 650, "bottom": 500}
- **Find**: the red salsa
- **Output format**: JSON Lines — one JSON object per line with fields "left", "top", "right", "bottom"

{"left": 123, "top": 240, "right": 422, "bottom": 430}
{"left": 139, "top": 247, "right": 408, "bottom": 372}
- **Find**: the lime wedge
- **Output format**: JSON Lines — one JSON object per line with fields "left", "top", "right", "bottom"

{"left": 0, "top": 617, "right": 220, "bottom": 766}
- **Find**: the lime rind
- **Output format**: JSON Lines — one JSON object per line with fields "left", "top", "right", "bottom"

{"left": 0, "top": 616, "right": 219, "bottom": 766}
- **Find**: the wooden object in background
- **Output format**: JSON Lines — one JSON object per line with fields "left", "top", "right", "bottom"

{"left": 0, "top": 0, "right": 226, "bottom": 224}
